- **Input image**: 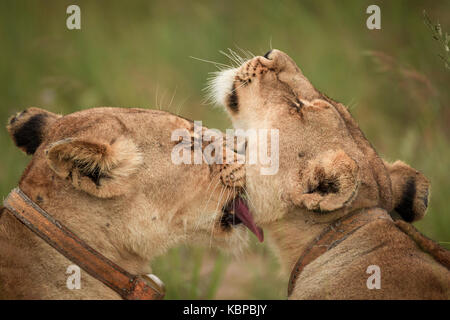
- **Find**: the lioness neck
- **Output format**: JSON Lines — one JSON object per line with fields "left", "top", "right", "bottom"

{"left": 0, "top": 208, "right": 152, "bottom": 299}
{"left": 0, "top": 183, "right": 153, "bottom": 299}
{"left": 267, "top": 214, "right": 326, "bottom": 275}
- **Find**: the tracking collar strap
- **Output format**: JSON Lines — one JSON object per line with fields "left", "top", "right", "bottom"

{"left": 287, "top": 207, "right": 392, "bottom": 297}
{"left": 3, "top": 187, "right": 165, "bottom": 300}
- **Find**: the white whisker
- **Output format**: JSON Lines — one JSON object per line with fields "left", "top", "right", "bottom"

{"left": 208, "top": 185, "right": 227, "bottom": 247}
{"left": 242, "top": 186, "right": 257, "bottom": 217}
{"left": 194, "top": 171, "right": 222, "bottom": 232}
{"left": 168, "top": 86, "right": 177, "bottom": 111}
{"left": 176, "top": 95, "right": 189, "bottom": 116}
{"left": 219, "top": 50, "right": 240, "bottom": 68}
{"left": 189, "top": 56, "right": 231, "bottom": 68}
{"left": 155, "top": 84, "right": 160, "bottom": 110}
{"left": 229, "top": 48, "right": 247, "bottom": 65}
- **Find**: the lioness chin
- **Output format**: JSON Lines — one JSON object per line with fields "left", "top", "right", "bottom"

{"left": 211, "top": 49, "right": 450, "bottom": 299}
{"left": 0, "top": 107, "right": 257, "bottom": 299}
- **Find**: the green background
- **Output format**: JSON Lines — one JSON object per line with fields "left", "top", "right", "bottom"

{"left": 0, "top": 0, "right": 449, "bottom": 299}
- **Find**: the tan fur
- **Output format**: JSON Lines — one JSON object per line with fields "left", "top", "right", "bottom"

{"left": 1, "top": 107, "right": 248, "bottom": 299}
{"left": 214, "top": 49, "right": 449, "bottom": 299}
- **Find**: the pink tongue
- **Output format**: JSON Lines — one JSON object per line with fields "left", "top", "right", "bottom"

{"left": 234, "top": 198, "right": 264, "bottom": 242}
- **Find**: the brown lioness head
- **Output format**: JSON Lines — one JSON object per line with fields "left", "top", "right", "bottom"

{"left": 5, "top": 107, "right": 252, "bottom": 266}
{"left": 210, "top": 49, "right": 430, "bottom": 225}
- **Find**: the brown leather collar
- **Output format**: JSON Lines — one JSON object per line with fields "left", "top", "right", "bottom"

{"left": 287, "top": 207, "right": 392, "bottom": 297}
{"left": 3, "top": 188, "right": 165, "bottom": 300}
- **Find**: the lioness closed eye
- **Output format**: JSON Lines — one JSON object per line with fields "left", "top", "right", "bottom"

{"left": 0, "top": 107, "right": 257, "bottom": 299}
{"left": 211, "top": 49, "right": 450, "bottom": 299}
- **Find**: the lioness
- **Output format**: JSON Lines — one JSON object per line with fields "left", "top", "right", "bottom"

{"left": 211, "top": 49, "right": 450, "bottom": 299}
{"left": 0, "top": 107, "right": 258, "bottom": 299}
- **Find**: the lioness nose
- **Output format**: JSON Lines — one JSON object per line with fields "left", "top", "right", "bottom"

{"left": 263, "top": 49, "right": 281, "bottom": 61}
{"left": 263, "top": 49, "right": 286, "bottom": 67}
{"left": 263, "top": 49, "right": 299, "bottom": 74}
{"left": 263, "top": 50, "right": 273, "bottom": 59}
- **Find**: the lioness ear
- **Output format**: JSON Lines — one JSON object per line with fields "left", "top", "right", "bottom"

{"left": 46, "top": 137, "right": 143, "bottom": 198}
{"left": 7, "top": 107, "right": 61, "bottom": 155}
{"left": 384, "top": 160, "right": 430, "bottom": 222}
{"left": 292, "top": 150, "right": 360, "bottom": 212}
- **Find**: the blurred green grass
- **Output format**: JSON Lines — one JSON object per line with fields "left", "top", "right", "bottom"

{"left": 0, "top": 0, "right": 449, "bottom": 299}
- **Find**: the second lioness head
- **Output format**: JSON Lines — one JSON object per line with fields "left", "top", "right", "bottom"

{"left": 211, "top": 49, "right": 429, "bottom": 225}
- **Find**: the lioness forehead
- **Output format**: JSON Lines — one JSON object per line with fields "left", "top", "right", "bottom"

{"left": 46, "top": 107, "right": 193, "bottom": 140}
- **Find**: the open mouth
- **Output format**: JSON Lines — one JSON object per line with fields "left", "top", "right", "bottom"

{"left": 221, "top": 196, "right": 264, "bottom": 242}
